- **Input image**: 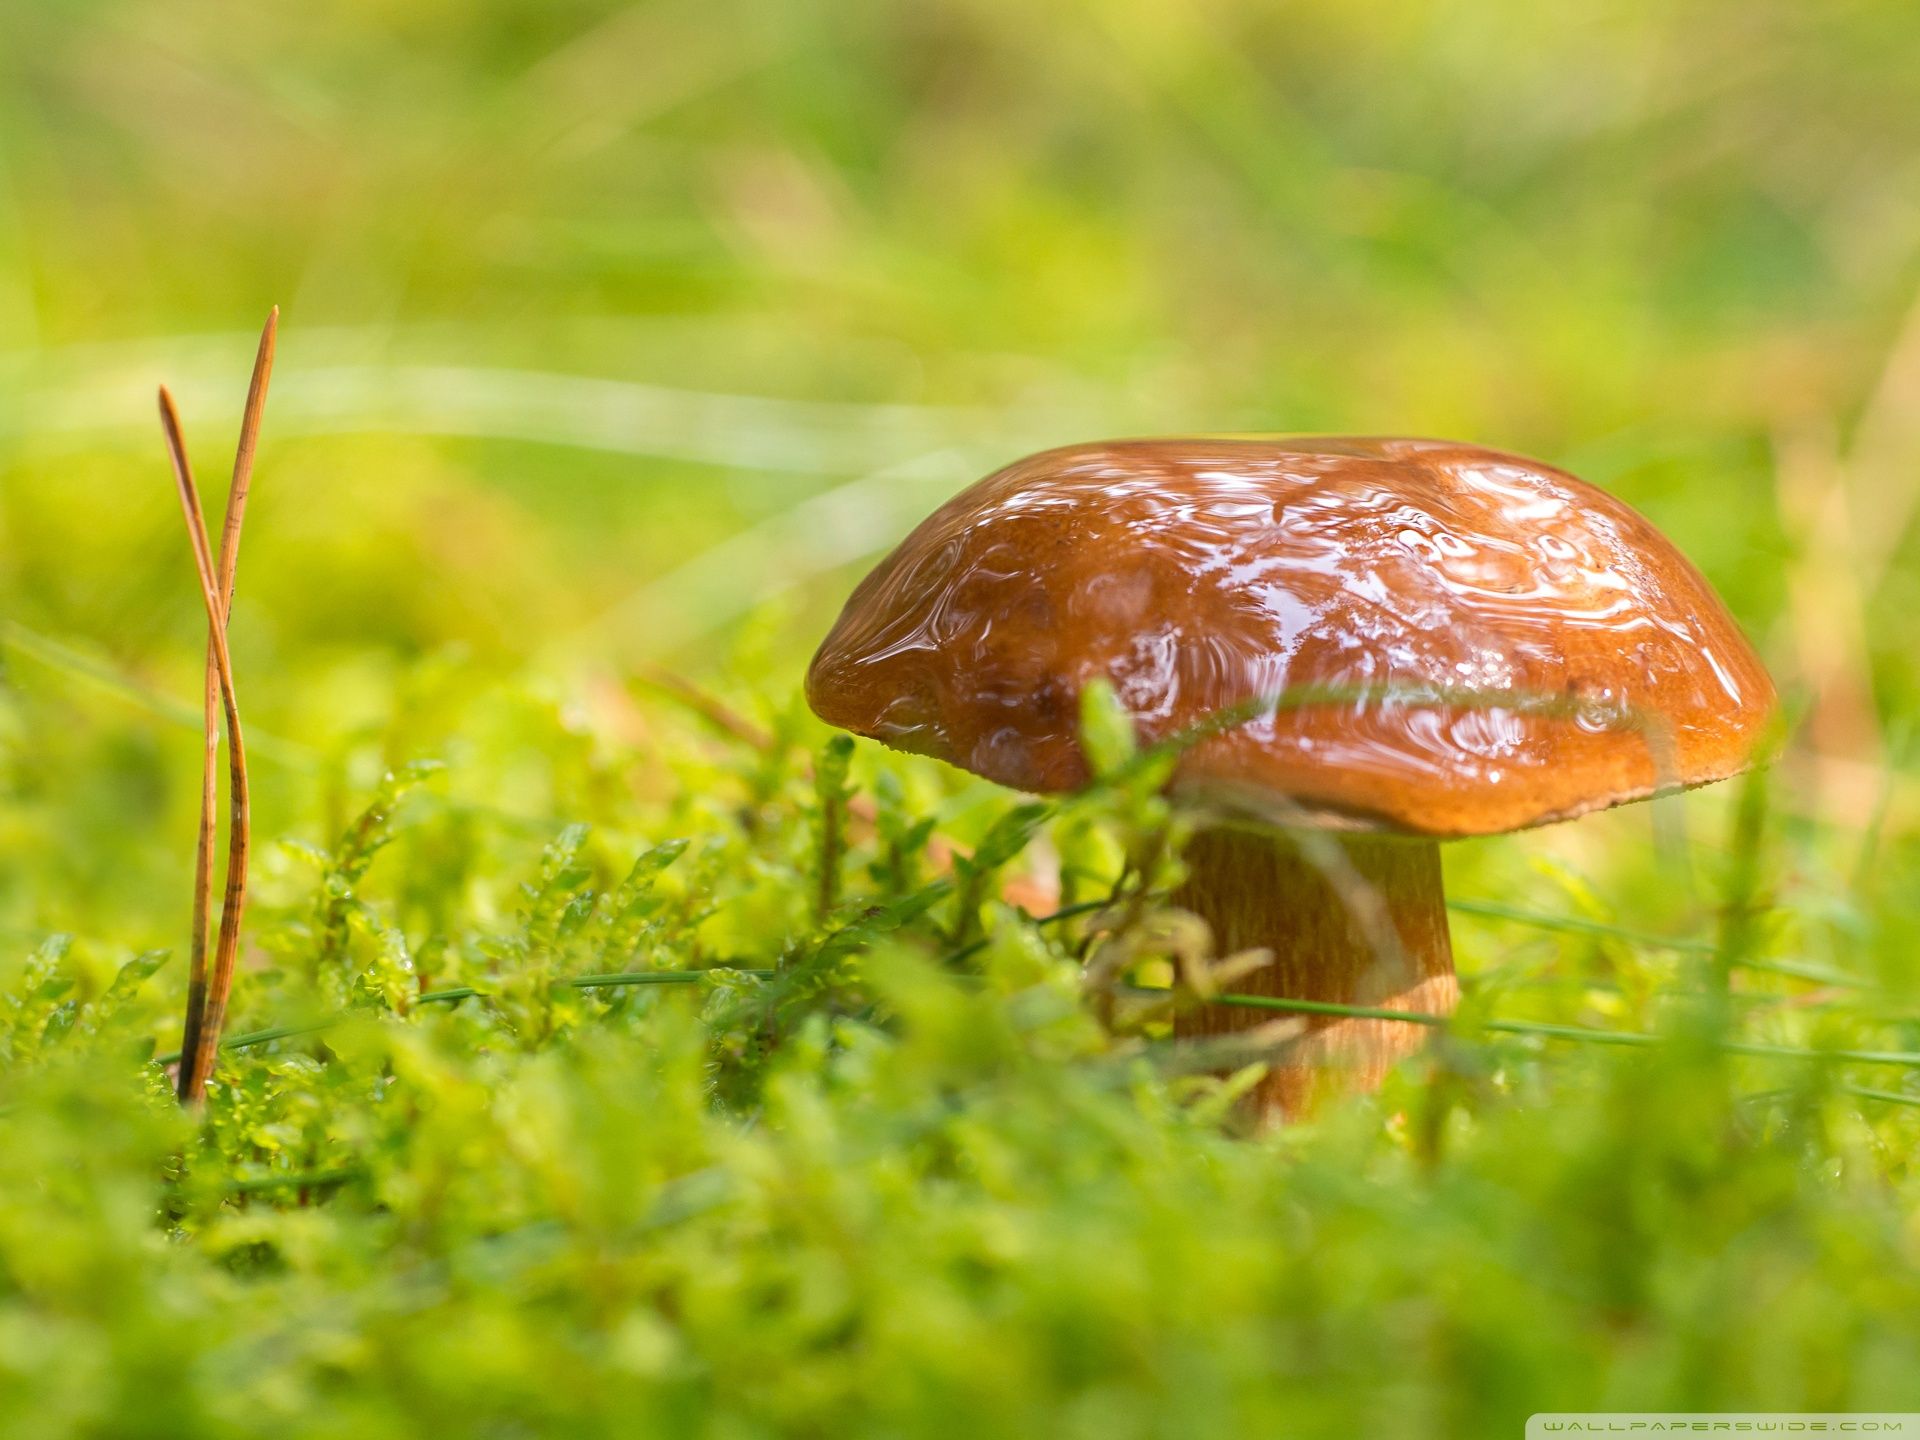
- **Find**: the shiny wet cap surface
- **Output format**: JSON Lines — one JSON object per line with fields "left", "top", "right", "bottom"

{"left": 806, "top": 437, "right": 1774, "bottom": 836}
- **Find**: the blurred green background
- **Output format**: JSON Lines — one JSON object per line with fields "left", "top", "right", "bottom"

{"left": 10, "top": 7, "right": 1920, "bottom": 1433}
{"left": 4, "top": 0, "right": 1919, "bottom": 937}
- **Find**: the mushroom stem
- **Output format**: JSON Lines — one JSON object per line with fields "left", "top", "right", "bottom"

{"left": 1171, "top": 826, "right": 1458, "bottom": 1120}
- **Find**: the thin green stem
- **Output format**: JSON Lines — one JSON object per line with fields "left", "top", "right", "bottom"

{"left": 1446, "top": 897, "right": 1864, "bottom": 988}
{"left": 568, "top": 970, "right": 776, "bottom": 989}
{"left": 153, "top": 969, "right": 778, "bottom": 1066}
{"left": 1839, "top": 1084, "right": 1920, "bottom": 1110}
{"left": 1445, "top": 897, "right": 1715, "bottom": 952}
{"left": 943, "top": 897, "right": 1114, "bottom": 967}
{"left": 1139, "top": 987, "right": 1920, "bottom": 1068}
{"left": 227, "top": 1165, "right": 364, "bottom": 1196}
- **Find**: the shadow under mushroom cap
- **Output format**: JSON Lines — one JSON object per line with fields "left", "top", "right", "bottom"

{"left": 807, "top": 436, "right": 1776, "bottom": 838}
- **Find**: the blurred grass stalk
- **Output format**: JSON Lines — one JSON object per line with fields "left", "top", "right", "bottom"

{"left": 0, "top": 332, "right": 992, "bottom": 474}
{"left": 1774, "top": 285, "right": 1920, "bottom": 844}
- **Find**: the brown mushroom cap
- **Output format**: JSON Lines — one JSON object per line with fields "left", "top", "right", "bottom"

{"left": 806, "top": 437, "right": 1775, "bottom": 836}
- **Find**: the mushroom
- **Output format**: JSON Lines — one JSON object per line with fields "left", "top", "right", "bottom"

{"left": 806, "top": 438, "right": 1774, "bottom": 1118}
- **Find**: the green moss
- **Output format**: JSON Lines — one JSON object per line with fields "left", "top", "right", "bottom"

{"left": 0, "top": 667, "right": 1917, "bottom": 1436}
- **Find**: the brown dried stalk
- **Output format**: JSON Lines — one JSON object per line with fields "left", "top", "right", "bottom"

{"left": 165, "top": 310, "right": 277, "bottom": 1102}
